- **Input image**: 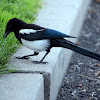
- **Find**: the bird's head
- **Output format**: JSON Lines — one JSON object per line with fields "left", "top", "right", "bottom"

{"left": 3, "top": 18, "right": 26, "bottom": 38}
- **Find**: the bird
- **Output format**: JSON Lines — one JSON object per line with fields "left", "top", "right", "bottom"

{"left": 3, "top": 18, "right": 100, "bottom": 64}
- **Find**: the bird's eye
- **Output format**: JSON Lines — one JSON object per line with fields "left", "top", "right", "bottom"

{"left": 8, "top": 25, "right": 12, "bottom": 28}
{"left": 8, "top": 24, "right": 12, "bottom": 28}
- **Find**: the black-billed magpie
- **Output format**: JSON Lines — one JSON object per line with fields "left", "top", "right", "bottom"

{"left": 3, "top": 18, "right": 100, "bottom": 64}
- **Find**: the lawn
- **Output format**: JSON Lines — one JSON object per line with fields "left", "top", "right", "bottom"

{"left": 0, "top": 0, "right": 41, "bottom": 74}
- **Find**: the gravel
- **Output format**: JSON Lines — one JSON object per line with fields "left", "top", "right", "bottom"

{"left": 57, "top": 1, "right": 100, "bottom": 100}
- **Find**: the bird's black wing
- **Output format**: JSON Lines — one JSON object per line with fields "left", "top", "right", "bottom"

{"left": 41, "top": 28, "right": 77, "bottom": 39}
{"left": 19, "top": 28, "right": 76, "bottom": 41}
{"left": 19, "top": 29, "right": 45, "bottom": 41}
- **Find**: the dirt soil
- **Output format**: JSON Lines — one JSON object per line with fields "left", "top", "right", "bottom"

{"left": 57, "top": 1, "right": 100, "bottom": 100}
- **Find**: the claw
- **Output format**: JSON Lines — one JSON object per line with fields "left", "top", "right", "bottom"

{"left": 15, "top": 56, "right": 29, "bottom": 59}
{"left": 32, "top": 61, "right": 48, "bottom": 64}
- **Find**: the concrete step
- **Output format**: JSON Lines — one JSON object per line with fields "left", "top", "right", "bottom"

{"left": 0, "top": 74, "right": 44, "bottom": 100}
{"left": 0, "top": 0, "right": 91, "bottom": 100}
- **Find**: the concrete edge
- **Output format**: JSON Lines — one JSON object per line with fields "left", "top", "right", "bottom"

{"left": 0, "top": 73, "right": 44, "bottom": 100}
{"left": 11, "top": 70, "right": 51, "bottom": 100}
{"left": 50, "top": 0, "right": 91, "bottom": 100}
{"left": 0, "top": 0, "right": 92, "bottom": 100}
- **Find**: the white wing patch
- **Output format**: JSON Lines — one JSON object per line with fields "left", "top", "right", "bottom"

{"left": 19, "top": 29, "right": 44, "bottom": 34}
{"left": 21, "top": 39, "right": 50, "bottom": 52}
{"left": 19, "top": 29, "right": 37, "bottom": 34}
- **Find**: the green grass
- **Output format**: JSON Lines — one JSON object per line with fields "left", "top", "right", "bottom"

{"left": 0, "top": 0, "right": 41, "bottom": 74}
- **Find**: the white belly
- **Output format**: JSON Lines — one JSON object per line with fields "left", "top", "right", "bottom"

{"left": 21, "top": 39, "right": 50, "bottom": 52}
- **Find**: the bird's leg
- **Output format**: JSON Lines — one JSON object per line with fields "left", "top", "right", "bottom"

{"left": 33, "top": 50, "right": 50, "bottom": 64}
{"left": 16, "top": 52, "right": 39, "bottom": 59}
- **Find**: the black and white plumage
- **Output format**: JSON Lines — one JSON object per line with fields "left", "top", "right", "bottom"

{"left": 3, "top": 18, "right": 100, "bottom": 64}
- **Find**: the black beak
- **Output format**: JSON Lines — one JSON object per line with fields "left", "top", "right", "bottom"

{"left": 3, "top": 30, "right": 11, "bottom": 39}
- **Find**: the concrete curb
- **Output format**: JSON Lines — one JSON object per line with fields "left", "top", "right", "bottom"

{"left": 0, "top": 0, "right": 91, "bottom": 100}
{"left": 0, "top": 74, "right": 44, "bottom": 100}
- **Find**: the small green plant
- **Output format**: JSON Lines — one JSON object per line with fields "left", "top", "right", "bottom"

{"left": 0, "top": 0, "right": 41, "bottom": 74}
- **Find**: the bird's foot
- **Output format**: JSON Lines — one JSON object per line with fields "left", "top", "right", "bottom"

{"left": 15, "top": 56, "right": 29, "bottom": 59}
{"left": 32, "top": 61, "right": 48, "bottom": 64}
